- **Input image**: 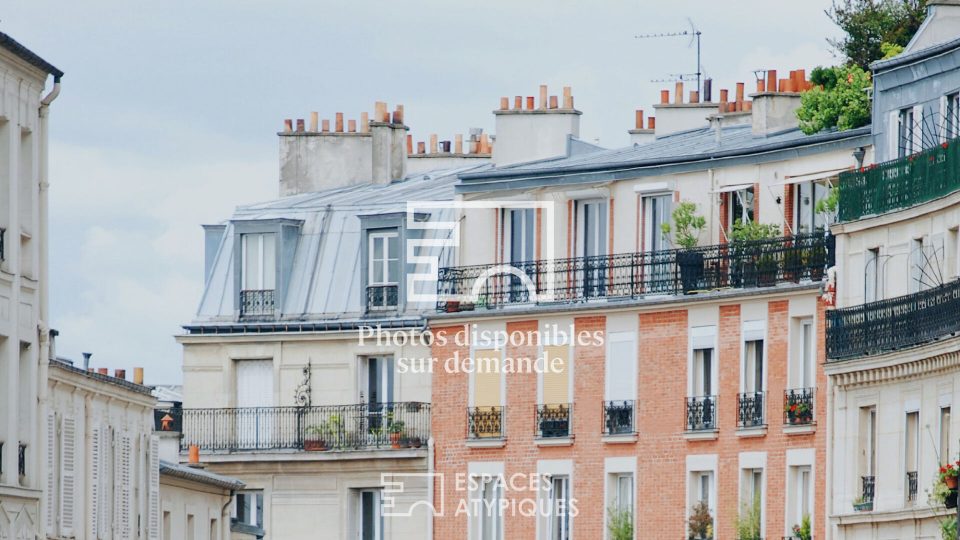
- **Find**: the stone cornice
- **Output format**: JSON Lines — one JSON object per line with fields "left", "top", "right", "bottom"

{"left": 826, "top": 334, "right": 960, "bottom": 387}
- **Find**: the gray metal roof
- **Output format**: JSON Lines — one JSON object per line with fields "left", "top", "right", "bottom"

{"left": 0, "top": 31, "right": 63, "bottom": 79}
{"left": 159, "top": 460, "right": 245, "bottom": 490}
{"left": 457, "top": 124, "right": 872, "bottom": 193}
{"left": 871, "top": 35, "right": 960, "bottom": 72}
{"left": 194, "top": 165, "right": 490, "bottom": 325}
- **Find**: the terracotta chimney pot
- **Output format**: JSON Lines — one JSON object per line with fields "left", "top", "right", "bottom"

{"left": 757, "top": 80, "right": 766, "bottom": 93}
{"left": 360, "top": 112, "right": 369, "bottom": 133}
{"left": 500, "top": 97, "right": 509, "bottom": 110}
{"left": 648, "top": 117, "right": 656, "bottom": 129}
{"left": 455, "top": 134, "right": 463, "bottom": 154}
{"left": 406, "top": 134, "right": 413, "bottom": 155}
{"left": 514, "top": 96, "right": 523, "bottom": 109}
{"left": 335, "top": 113, "right": 344, "bottom": 132}
{"left": 417, "top": 141, "right": 426, "bottom": 154}
{"left": 133, "top": 367, "right": 144, "bottom": 385}
{"left": 690, "top": 91, "right": 700, "bottom": 104}
{"left": 188, "top": 445, "right": 200, "bottom": 465}
{"left": 743, "top": 101, "right": 753, "bottom": 112}
{"left": 719, "top": 89, "right": 729, "bottom": 104}
{"left": 295, "top": 119, "right": 305, "bottom": 132}
{"left": 321, "top": 119, "right": 330, "bottom": 133}
{"left": 660, "top": 90, "right": 670, "bottom": 104}
{"left": 635, "top": 109, "right": 644, "bottom": 129}
{"left": 283, "top": 119, "right": 293, "bottom": 132}
{"left": 430, "top": 134, "right": 438, "bottom": 153}
{"left": 736, "top": 82, "right": 745, "bottom": 103}
{"left": 526, "top": 96, "right": 535, "bottom": 110}
{"left": 766, "top": 70, "right": 777, "bottom": 93}
{"left": 348, "top": 119, "right": 357, "bottom": 133}
{"left": 114, "top": 369, "right": 126, "bottom": 380}
{"left": 549, "top": 96, "right": 558, "bottom": 109}
{"left": 97, "top": 368, "right": 108, "bottom": 375}
{"left": 562, "top": 86, "right": 573, "bottom": 109}
{"left": 675, "top": 82, "right": 684, "bottom": 104}
{"left": 539, "top": 84, "right": 548, "bottom": 109}
{"left": 309, "top": 112, "right": 318, "bottom": 132}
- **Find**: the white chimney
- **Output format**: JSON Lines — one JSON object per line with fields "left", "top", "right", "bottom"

{"left": 492, "top": 85, "right": 581, "bottom": 166}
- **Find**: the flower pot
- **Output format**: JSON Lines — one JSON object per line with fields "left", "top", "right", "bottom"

{"left": 304, "top": 439, "right": 327, "bottom": 451}
{"left": 390, "top": 432, "right": 402, "bottom": 449}
{"left": 946, "top": 475, "right": 958, "bottom": 489}
{"left": 445, "top": 301, "right": 461, "bottom": 313}
{"left": 410, "top": 437, "right": 422, "bottom": 448}
{"left": 947, "top": 489, "right": 958, "bottom": 509}
{"left": 676, "top": 250, "right": 704, "bottom": 294}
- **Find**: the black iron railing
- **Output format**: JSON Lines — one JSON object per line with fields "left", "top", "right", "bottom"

{"left": 17, "top": 444, "right": 25, "bottom": 477}
{"left": 179, "top": 402, "right": 429, "bottom": 452}
{"left": 907, "top": 471, "right": 917, "bottom": 502}
{"left": 826, "top": 278, "right": 960, "bottom": 360}
{"left": 737, "top": 392, "right": 765, "bottom": 428}
{"left": 536, "top": 404, "right": 571, "bottom": 438}
{"left": 784, "top": 388, "right": 815, "bottom": 425}
{"left": 603, "top": 400, "right": 635, "bottom": 435}
{"left": 437, "top": 233, "right": 831, "bottom": 312}
{"left": 0, "top": 442, "right": 3, "bottom": 475}
{"left": 686, "top": 396, "right": 717, "bottom": 431}
{"left": 367, "top": 284, "right": 399, "bottom": 311}
{"left": 862, "top": 475, "right": 875, "bottom": 502}
{"left": 240, "top": 289, "right": 276, "bottom": 318}
{"left": 0, "top": 227, "right": 5, "bottom": 262}
{"left": 467, "top": 406, "right": 504, "bottom": 439}
{"left": 155, "top": 406, "right": 184, "bottom": 433}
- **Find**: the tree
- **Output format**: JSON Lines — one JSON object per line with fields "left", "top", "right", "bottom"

{"left": 827, "top": 0, "right": 927, "bottom": 69}
{"left": 796, "top": 65, "right": 872, "bottom": 135}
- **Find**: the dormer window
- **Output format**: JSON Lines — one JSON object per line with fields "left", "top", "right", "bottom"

{"left": 367, "top": 230, "right": 399, "bottom": 310}
{"left": 240, "top": 232, "right": 276, "bottom": 317}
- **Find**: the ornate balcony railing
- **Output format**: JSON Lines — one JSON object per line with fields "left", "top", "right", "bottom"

{"left": 862, "top": 475, "right": 875, "bottom": 502}
{"left": 367, "top": 284, "right": 399, "bottom": 311}
{"left": 603, "top": 400, "right": 635, "bottom": 435}
{"left": 18, "top": 444, "right": 25, "bottom": 477}
{"left": 437, "top": 233, "right": 831, "bottom": 312}
{"left": 784, "top": 388, "right": 815, "bottom": 426}
{"left": 839, "top": 136, "right": 960, "bottom": 222}
{"left": 467, "top": 406, "right": 504, "bottom": 439}
{"left": 536, "top": 404, "right": 571, "bottom": 438}
{"left": 686, "top": 396, "right": 717, "bottom": 432}
{"left": 826, "top": 278, "right": 960, "bottom": 360}
{"left": 179, "top": 402, "right": 430, "bottom": 452}
{"left": 907, "top": 471, "right": 918, "bottom": 502}
{"left": 239, "top": 289, "right": 275, "bottom": 318}
{"left": 737, "top": 391, "right": 765, "bottom": 428}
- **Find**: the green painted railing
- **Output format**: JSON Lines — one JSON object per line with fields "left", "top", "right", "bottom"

{"left": 839, "top": 137, "right": 960, "bottom": 222}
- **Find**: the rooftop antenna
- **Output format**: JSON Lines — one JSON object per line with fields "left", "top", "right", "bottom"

{"left": 635, "top": 18, "right": 703, "bottom": 95}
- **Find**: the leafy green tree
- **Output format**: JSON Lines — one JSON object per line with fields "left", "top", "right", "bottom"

{"left": 827, "top": 0, "right": 927, "bottom": 69}
{"left": 796, "top": 65, "right": 872, "bottom": 135}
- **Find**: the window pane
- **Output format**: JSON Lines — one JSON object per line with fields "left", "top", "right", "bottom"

{"left": 262, "top": 233, "right": 276, "bottom": 289}
{"left": 387, "top": 234, "right": 400, "bottom": 283}
{"left": 243, "top": 234, "right": 261, "bottom": 290}
{"left": 942, "top": 407, "right": 952, "bottom": 465}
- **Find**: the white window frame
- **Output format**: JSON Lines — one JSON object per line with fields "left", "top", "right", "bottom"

{"left": 576, "top": 199, "right": 608, "bottom": 258}
{"left": 505, "top": 208, "right": 536, "bottom": 264}
{"left": 689, "top": 326, "right": 717, "bottom": 398}
{"left": 790, "top": 317, "right": 815, "bottom": 390}
{"left": 603, "top": 457, "right": 636, "bottom": 540}
{"left": 357, "top": 489, "right": 383, "bottom": 540}
{"left": 368, "top": 230, "right": 400, "bottom": 287}
{"left": 728, "top": 187, "right": 755, "bottom": 228}
{"left": 469, "top": 462, "right": 505, "bottom": 540}
{"left": 741, "top": 320, "right": 766, "bottom": 394}
{"left": 784, "top": 450, "right": 814, "bottom": 538}
{"left": 642, "top": 192, "right": 672, "bottom": 252}
{"left": 232, "top": 490, "right": 264, "bottom": 529}
{"left": 240, "top": 232, "right": 276, "bottom": 291}
{"left": 941, "top": 404, "right": 952, "bottom": 465}
{"left": 537, "top": 460, "right": 574, "bottom": 540}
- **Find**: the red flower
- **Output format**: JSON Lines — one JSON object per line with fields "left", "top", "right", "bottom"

{"left": 943, "top": 142, "right": 949, "bottom": 149}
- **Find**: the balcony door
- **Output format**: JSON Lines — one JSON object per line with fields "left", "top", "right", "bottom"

{"left": 506, "top": 208, "right": 535, "bottom": 302}
{"left": 643, "top": 194, "right": 673, "bottom": 292}
{"left": 577, "top": 200, "right": 607, "bottom": 298}
{"left": 357, "top": 489, "right": 383, "bottom": 540}
{"left": 363, "top": 357, "right": 394, "bottom": 435}
{"left": 236, "top": 360, "right": 274, "bottom": 449}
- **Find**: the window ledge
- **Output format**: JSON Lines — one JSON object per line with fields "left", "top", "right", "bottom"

{"left": 535, "top": 436, "right": 574, "bottom": 447}
{"left": 683, "top": 430, "right": 719, "bottom": 441}
{"left": 466, "top": 438, "right": 506, "bottom": 449}
{"left": 783, "top": 423, "right": 816, "bottom": 435}
{"left": 602, "top": 433, "right": 638, "bottom": 444}
{"left": 736, "top": 426, "right": 768, "bottom": 438}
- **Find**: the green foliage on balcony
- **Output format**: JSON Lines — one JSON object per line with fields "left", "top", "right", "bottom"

{"left": 839, "top": 137, "right": 960, "bottom": 221}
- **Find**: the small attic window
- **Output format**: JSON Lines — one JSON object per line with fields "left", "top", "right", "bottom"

{"left": 240, "top": 232, "right": 276, "bottom": 317}
{"left": 367, "top": 229, "right": 399, "bottom": 311}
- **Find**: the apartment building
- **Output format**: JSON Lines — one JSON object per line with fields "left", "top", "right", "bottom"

{"left": 175, "top": 104, "right": 496, "bottom": 539}
{"left": 0, "top": 31, "right": 61, "bottom": 540}
{"left": 429, "top": 80, "right": 871, "bottom": 539}
{"left": 825, "top": 2, "right": 960, "bottom": 538}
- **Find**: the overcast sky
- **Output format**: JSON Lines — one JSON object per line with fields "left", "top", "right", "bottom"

{"left": 2, "top": 0, "right": 843, "bottom": 384}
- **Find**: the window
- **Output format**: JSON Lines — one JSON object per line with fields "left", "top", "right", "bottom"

{"left": 898, "top": 106, "right": 916, "bottom": 157}
{"left": 728, "top": 187, "right": 755, "bottom": 228}
{"left": 474, "top": 475, "right": 503, "bottom": 540}
{"left": 787, "top": 465, "right": 812, "bottom": 534}
{"left": 605, "top": 332, "right": 637, "bottom": 435}
{"left": 795, "top": 181, "right": 831, "bottom": 233}
{"left": 233, "top": 491, "right": 264, "bottom": 529}
{"left": 358, "top": 489, "right": 382, "bottom": 540}
{"left": 859, "top": 406, "right": 878, "bottom": 501}
{"left": 688, "top": 471, "right": 714, "bottom": 538}
{"left": 905, "top": 411, "right": 919, "bottom": 502}
{"left": 643, "top": 194, "right": 671, "bottom": 251}
{"left": 740, "top": 468, "right": 763, "bottom": 531}
{"left": 795, "top": 318, "right": 814, "bottom": 389}
{"left": 948, "top": 228, "right": 959, "bottom": 280}
{"left": 470, "top": 349, "right": 504, "bottom": 439}
{"left": 578, "top": 200, "right": 608, "bottom": 298}
{"left": 607, "top": 473, "right": 633, "bottom": 538}
{"left": 865, "top": 248, "right": 880, "bottom": 303}
{"left": 910, "top": 238, "right": 926, "bottom": 293}
{"left": 507, "top": 209, "right": 535, "bottom": 264}
{"left": 367, "top": 230, "right": 400, "bottom": 310}
{"left": 947, "top": 92, "right": 960, "bottom": 141}
{"left": 743, "top": 340, "right": 764, "bottom": 394}
{"left": 241, "top": 233, "right": 276, "bottom": 292}
{"left": 693, "top": 348, "right": 713, "bottom": 397}
{"left": 544, "top": 475, "right": 571, "bottom": 540}
{"left": 689, "top": 328, "right": 717, "bottom": 431}
{"left": 942, "top": 406, "right": 952, "bottom": 465}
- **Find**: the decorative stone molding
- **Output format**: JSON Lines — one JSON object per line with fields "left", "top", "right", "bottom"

{"left": 827, "top": 339, "right": 960, "bottom": 388}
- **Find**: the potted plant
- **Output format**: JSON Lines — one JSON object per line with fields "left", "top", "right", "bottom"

{"left": 687, "top": 501, "right": 714, "bottom": 540}
{"left": 734, "top": 493, "right": 761, "bottom": 540}
{"left": 785, "top": 400, "right": 812, "bottom": 425}
{"left": 303, "top": 424, "right": 328, "bottom": 451}
{"left": 388, "top": 419, "right": 405, "bottom": 449}
{"left": 941, "top": 461, "right": 960, "bottom": 489}
{"left": 941, "top": 517, "right": 958, "bottom": 540}
{"left": 729, "top": 220, "right": 780, "bottom": 287}
{"left": 661, "top": 201, "right": 706, "bottom": 294}
{"left": 791, "top": 514, "right": 812, "bottom": 540}
{"left": 325, "top": 414, "right": 345, "bottom": 449}
{"left": 607, "top": 506, "right": 633, "bottom": 540}
{"left": 852, "top": 495, "right": 873, "bottom": 511}
{"left": 445, "top": 300, "right": 461, "bottom": 313}
{"left": 408, "top": 436, "right": 423, "bottom": 448}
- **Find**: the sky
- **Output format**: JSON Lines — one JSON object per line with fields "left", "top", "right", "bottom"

{"left": 1, "top": 0, "right": 844, "bottom": 384}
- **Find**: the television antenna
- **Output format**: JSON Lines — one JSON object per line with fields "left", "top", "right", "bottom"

{"left": 635, "top": 18, "right": 703, "bottom": 95}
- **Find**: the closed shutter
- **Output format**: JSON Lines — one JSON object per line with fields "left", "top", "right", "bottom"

{"left": 89, "top": 426, "right": 101, "bottom": 539}
{"left": 542, "top": 345, "right": 570, "bottom": 404}
{"left": 59, "top": 415, "right": 77, "bottom": 537}
{"left": 45, "top": 412, "right": 57, "bottom": 534}
{"left": 913, "top": 104, "right": 924, "bottom": 152}
{"left": 473, "top": 349, "right": 501, "bottom": 407}
{"left": 116, "top": 432, "right": 133, "bottom": 539}
{"left": 941, "top": 96, "right": 950, "bottom": 143}
{"left": 147, "top": 435, "right": 160, "bottom": 539}
{"left": 888, "top": 110, "right": 900, "bottom": 160}
{"left": 605, "top": 333, "right": 636, "bottom": 401}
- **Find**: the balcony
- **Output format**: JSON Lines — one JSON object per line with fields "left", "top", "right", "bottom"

{"left": 536, "top": 404, "right": 571, "bottom": 439}
{"left": 179, "top": 402, "right": 430, "bottom": 453}
{"left": 906, "top": 471, "right": 917, "bottom": 502}
{"left": 855, "top": 475, "right": 876, "bottom": 511}
{"left": 783, "top": 388, "right": 815, "bottom": 426}
{"left": 826, "top": 278, "right": 960, "bottom": 360}
{"left": 838, "top": 136, "right": 960, "bottom": 222}
{"left": 467, "top": 406, "right": 504, "bottom": 440}
{"left": 239, "top": 289, "right": 275, "bottom": 319}
{"left": 366, "top": 284, "right": 399, "bottom": 311}
{"left": 686, "top": 396, "right": 717, "bottom": 432}
{"left": 603, "top": 400, "right": 635, "bottom": 436}
{"left": 437, "top": 233, "right": 831, "bottom": 312}
{"left": 737, "top": 391, "right": 765, "bottom": 429}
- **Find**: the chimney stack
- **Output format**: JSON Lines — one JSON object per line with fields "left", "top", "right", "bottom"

{"left": 493, "top": 85, "right": 582, "bottom": 166}
{"left": 82, "top": 352, "right": 92, "bottom": 371}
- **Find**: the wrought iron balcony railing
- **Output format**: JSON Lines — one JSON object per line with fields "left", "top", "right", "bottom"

{"left": 536, "top": 404, "right": 571, "bottom": 438}
{"left": 862, "top": 475, "right": 875, "bottom": 503}
{"left": 737, "top": 391, "right": 765, "bottom": 428}
{"left": 839, "top": 136, "right": 960, "bottom": 222}
{"left": 467, "top": 406, "right": 504, "bottom": 439}
{"left": 366, "top": 284, "right": 399, "bottom": 311}
{"left": 686, "top": 395, "right": 717, "bottom": 432}
{"left": 239, "top": 289, "right": 275, "bottom": 318}
{"left": 603, "top": 400, "right": 635, "bottom": 435}
{"left": 0, "top": 227, "right": 5, "bottom": 262}
{"left": 18, "top": 444, "right": 25, "bottom": 477}
{"left": 826, "top": 278, "right": 960, "bottom": 360}
{"left": 783, "top": 388, "right": 815, "bottom": 426}
{"left": 437, "top": 233, "right": 831, "bottom": 312}
{"left": 179, "top": 402, "right": 430, "bottom": 452}
{"left": 906, "top": 471, "right": 918, "bottom": 502}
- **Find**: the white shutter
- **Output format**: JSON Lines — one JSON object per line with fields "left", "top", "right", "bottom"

{"left": 913, "top": 104, "right": 924, "bottom": 152}
{"left": 605, "top": 332, "right": 636, "bottom": 401}
{"left": 115, "top": 432, "right": 133, "bottom": 539}
{"left": 100, "top": 427, "right": 111, "bottom": 538}
{"left": 147, "top": 435, "right": 160, "bottom": 540}
{"left": 941, "top": 96, "right": 949, "bottom": 143}
{"left": 90, "top": 426, "right": 101, "bottom": 539}
{"left": 889, "top": 110, "right": 900, "bottom": 160}
{"left": 59, "top": 415, "right": 77, "bottom": 537}
{"left": 45, "top": 412, "right": 57, "bottom": 534}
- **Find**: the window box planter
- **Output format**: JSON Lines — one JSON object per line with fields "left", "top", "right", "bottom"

{"left": 303, "top": 439, "right": 328, "bottom": 451}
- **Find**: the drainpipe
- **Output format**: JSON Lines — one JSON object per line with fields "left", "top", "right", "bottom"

{"left": 222, "top": 488, "right": 236, "bottom": 539}
{"left": 427, "top": 436, "right": 435, "bottom": 540}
